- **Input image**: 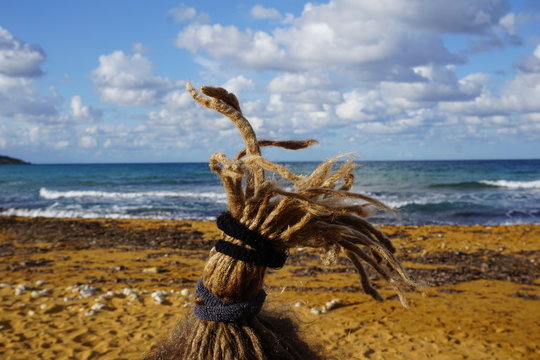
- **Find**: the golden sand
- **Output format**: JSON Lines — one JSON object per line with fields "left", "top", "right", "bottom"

{"left": 0, "top": 217, "right": 538, "bottom": 359}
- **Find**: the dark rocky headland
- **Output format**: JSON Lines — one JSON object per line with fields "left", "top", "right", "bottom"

{"left": 0, "top": 155, "right": 30, "bottom": 165}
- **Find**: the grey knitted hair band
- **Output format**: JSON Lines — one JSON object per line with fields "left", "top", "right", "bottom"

{"left": 193, "top": 280, "right": 267, "bottom": 322}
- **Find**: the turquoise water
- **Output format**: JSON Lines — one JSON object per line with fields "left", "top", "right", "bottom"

{"left": 0, "top": 160, "right": 539, "bottom": 224}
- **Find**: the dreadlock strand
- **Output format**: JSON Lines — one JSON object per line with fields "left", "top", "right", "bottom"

{"left": 319, "top": 158, "right": 355, "bottom": 189}
{"left": 258, "top": 197, "right": 294, "bottom": 236}
{"left": 243, "top": 156, "right": 305, "bottom": 183}
{"left": 345, "top": 251, "right": 384, "bottom": 302}
{"left": 209, "top": 153, "right": 245, "bottom": 217}
{"left": 280, "top": 213, "right": 313, "bottom": 241}
{"left": 301, "top": 187, "right": 394, "bottom": 214}
{"left": 338, "top": 173, "right": 355, "bottom": 191}
{"left": 336, "top": 214, "right": 397, "bottom": 253}
{"left": 248, "top": 183, "right": 275, "bottom": 229}
{"left": 235, "top": 139, "right": 318, "bottom": 160}
{"left": 265, "top": 207, "right": 306, "bottom": 240}
{"left": 188, "top": 83, "right": 264, "bottom": 193}
{"left": 201, "top": 86, "right": 242, "bottom": 113}
{"left": 243, "top": 321, "right": 265, "bottom": 360}
{"left": 339, "top": 238, "right": 393, "bottom": 282}
{"left": 303, "top": 155, "right": 343, "bottom": 188}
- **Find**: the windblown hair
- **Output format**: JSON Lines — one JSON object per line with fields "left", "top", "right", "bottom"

{"left": 145, "top": 84, "right": 418, "bottom": 360}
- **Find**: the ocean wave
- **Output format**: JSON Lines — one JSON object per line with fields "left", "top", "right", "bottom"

{"left": 376, "top": 193, "right": 448, "bottom": 209}
{"left": 0, "top": 207, "right": 216, "bottom": 221}
{"left": 428, "top": 181, "right": 498, "bottom": 189}
{"left": 479, "top": 180, "right": 540, "bottom": 189}
{"left": 383, "top": 199, "right": 431, "bottom": 208}
{"left": 428, "top": 179, "right": 540, "bottom": 189}
{"left": 374, "top": 198, "right": 500, "bottom": 216}
{"left": 0, "top": 207, "right": 132, "bottom": 219}
{"left": 39, "top": 188, "right": 227, "bottom": 201}
{"left": 398, "top": 201, "right": 491, "bottom": 212}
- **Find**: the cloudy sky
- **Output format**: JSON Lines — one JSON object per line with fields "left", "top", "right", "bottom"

{"left": 1, "top": 0, "right": 539, "bottom": 163}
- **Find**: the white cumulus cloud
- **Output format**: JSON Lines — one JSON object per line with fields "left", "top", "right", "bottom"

{"left": 222, "top": 75, "right": 255, "bottom": 95}
{"left": 0, "top": 27, "right": 45, "bottom": 77}
{"left": 168, "top": 4, "right": 209, "bottom": 23}
{"left": 132, "top": 42, "right": 149, "bottom": 54}
{"left": 4, "top": 1, "right": 538, "bottom": 161}
{"left": 250, "top": 5, "right": 282, "bottom": 20}
{"left": 79, "top": 136, "right": 97, "bottom": 148}
{"left": 176, "top": 0, "right": 510, "bottom": 77}
{"left": 91, "top": 51, "right": 176, "bottom": 107}
{"left": 0, "top": 28, "right": 60, "bottom": 123}
{"left": 70, "top": 96, "right": 101, "bottom": 122}
{"left": 439, "top": 45, "right": 540, "bottom": 119}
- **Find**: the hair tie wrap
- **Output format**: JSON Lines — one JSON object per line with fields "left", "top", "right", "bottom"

{"left": 215, "top": 212, "right": 287, "bottom": 268}
{"left": 193, "top": 280, "right": 266, "bottom": 322}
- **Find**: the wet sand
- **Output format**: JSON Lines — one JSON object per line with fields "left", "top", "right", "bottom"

{"left": 0, "top": 216, "right": 539, "bottom": 359}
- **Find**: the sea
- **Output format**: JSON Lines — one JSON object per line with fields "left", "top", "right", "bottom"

{"left": 0, "top": 160, "right": 539, "bottom": 225}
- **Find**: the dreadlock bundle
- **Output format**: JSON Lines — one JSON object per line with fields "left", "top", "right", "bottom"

{"left": 145, "top": 83, "right": 419, "bottom": 360}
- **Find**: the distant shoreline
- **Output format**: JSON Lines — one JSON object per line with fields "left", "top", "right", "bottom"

{"left": 0, "top": 155, "right": 30, "bottom": 165}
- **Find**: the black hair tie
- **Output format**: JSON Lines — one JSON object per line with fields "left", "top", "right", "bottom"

{"left": 215, "top": 212, "right": 287, "bottom": 268}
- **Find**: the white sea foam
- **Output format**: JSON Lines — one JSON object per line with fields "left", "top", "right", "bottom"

{"left": 479, "top": 180, "right": 540, "bottom": 189}
{"left": 0, "top": 207, "right": 134, "bottom": 219}
{"left": 376, "top": 192, "right": 448, "bottom": 209}
{"left": 39, "top": 187, "right": 227, "bottom": 201}
{"left": 381, "top": 199, "right": 432, "bottom": 208}
{"left": 0, "top": 207, "right": 217, "bottom": 221}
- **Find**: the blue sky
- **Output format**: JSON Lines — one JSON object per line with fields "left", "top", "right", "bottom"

{"left": 0, "top": 0, "right": 539, "bottom": 163}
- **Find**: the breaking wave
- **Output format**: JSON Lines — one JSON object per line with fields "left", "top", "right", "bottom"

{"left": 479, "top": 180, "right": 540, "bottom": 189}
{"left": 39, "top": 188, "right": 226, "bottom": 201}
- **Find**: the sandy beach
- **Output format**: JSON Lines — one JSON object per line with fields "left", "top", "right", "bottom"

{"left": 0, "top": 216, "right": 538, "bottom": 359}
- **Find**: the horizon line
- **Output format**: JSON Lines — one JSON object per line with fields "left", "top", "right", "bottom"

{"left": 11, "top": 157, "right": 540, "bottom": 166}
